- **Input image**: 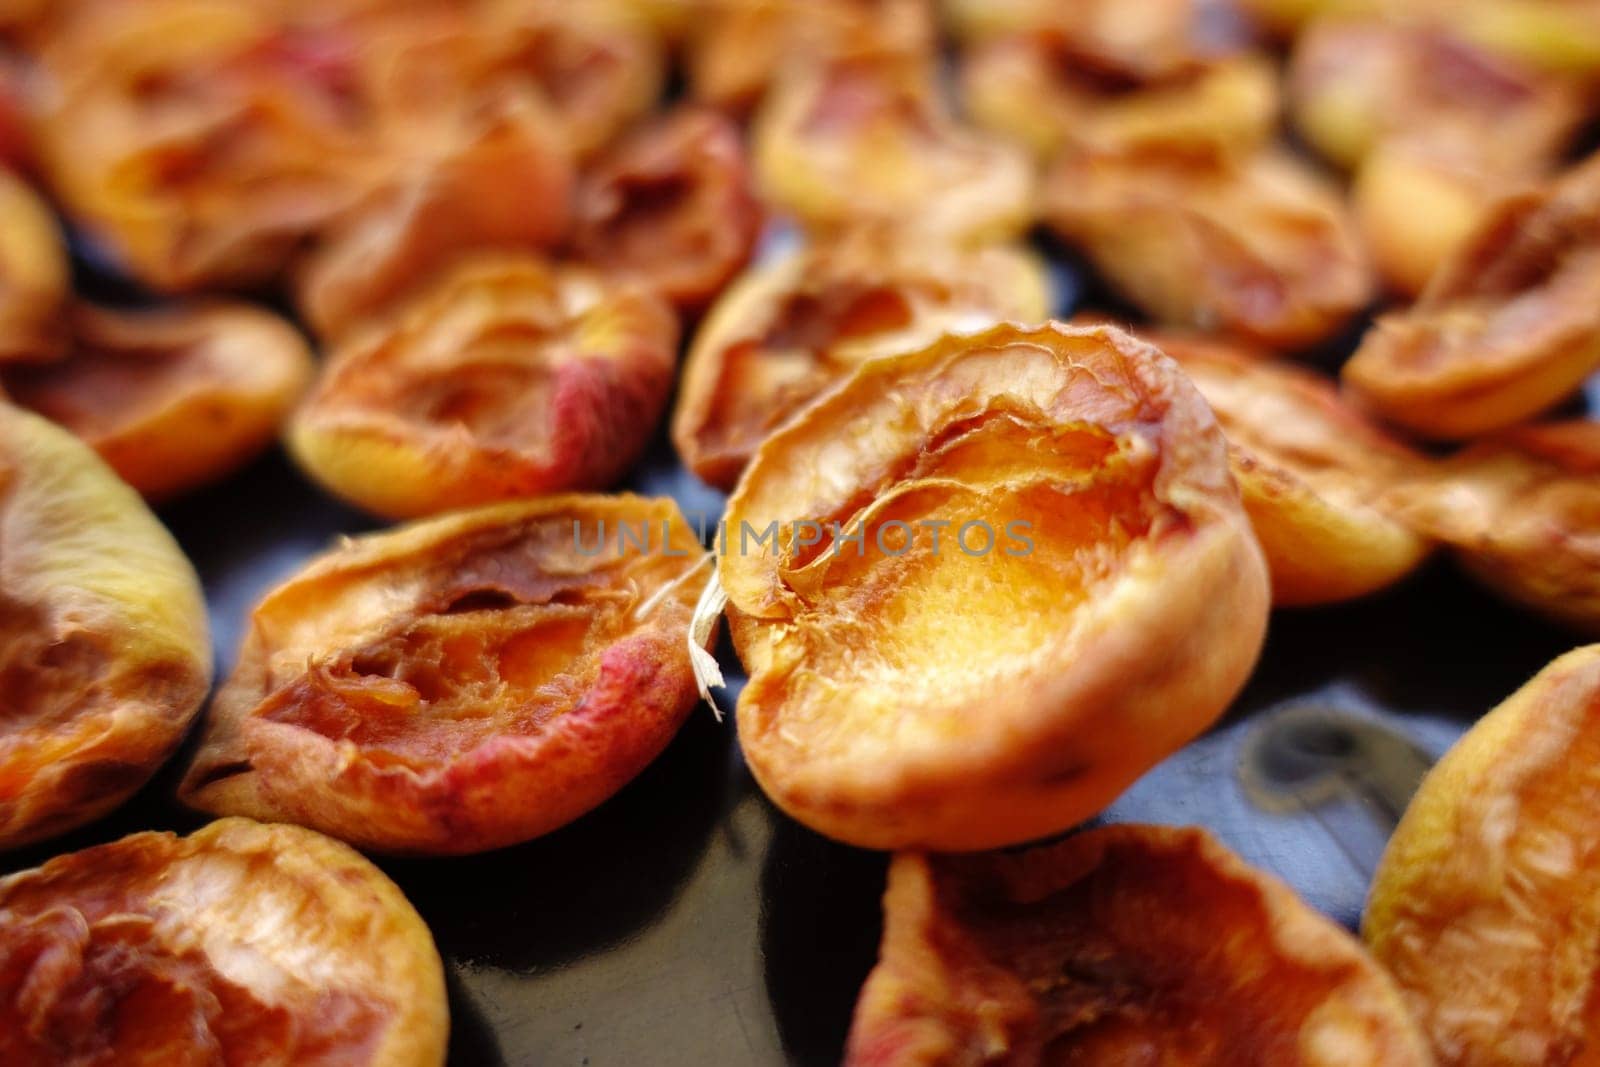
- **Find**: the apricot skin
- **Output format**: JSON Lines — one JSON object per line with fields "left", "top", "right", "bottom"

{"left": 0, "top": 404, "right": 211, "bottom": 850}
{"left": 0, "top": 170, "right": 68, "bottom": 365}
{"left": 721, "top": 323, "right": 1269, "bottom": 851}
{"left": 1365, "top": 645, "right": 1600, "bottom": 1066}
{"left": 179, "top": 495, "right": 708, "bottom": 856}
{"left": 0, "top": 817, "right": 447, "bottom": 1065}
{"left": 3, "top": 301, "right": 314, "bottom": 501}
{"left": 847, "top": 826, "right": 1432, "bottom": 1066}
{"left": 289, "top": 255, "right": 678, "bottom": 520}
{"left": 1152, "top": 332, "right": 1433, "bottom": 605}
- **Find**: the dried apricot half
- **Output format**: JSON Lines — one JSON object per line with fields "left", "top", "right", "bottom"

{"left": 1401, "top": 421, "right": 1600, "bottom": 633}
{"left": 846, "top": 825, "right": 1432, "bottom": 1065}
{"left": 672, "top": 233, "right": 1053, "bottom": 491}
{"left": 0, "top": 170, "right": 68, "bottom": 365}
{"left": 1045, "top": 145, "right": 1373, "bottom": 350}
{"left": 288, "top": 254, "right": 678, "bottom": 520}
{"left": 1152, "top": 331, "right": 1433, "bottom": 605}
{"left": 753, "top": 48, "right": 1034, "bottom": 245}
{"left": 0, "top": 817, "right": 447, "bottom": 1064}
{"left": 570, "top": 106, "right": 761, "bottom": 314}
{"left": 719, "top": 323, "right": 1269, "bottom": 851}
{"left": 1365, "top": 644, "right": 1600, "bottom": 1065}
{"left": 0, "top": 403, "right": 210, "bottom": 850}
{"left": 179, "top": 495, "right": 709, "bottom": 855}
{"left": 1342, "top": 153, "right": 1600, "bottom": 440}
{"left": 3, "top": 301, "right": 314, "bottom": 501}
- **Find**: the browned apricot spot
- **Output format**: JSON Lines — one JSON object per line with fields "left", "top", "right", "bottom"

{"left": 1399, "top": 421, "right": 1600, "bottom": 633}
{"left": 847, "top": 826, "right": 1431, "bottom": 1065}
{"left": 1151, "top": 331, "right": 1433, "bottom": 605}
{"left": 1045, "top": 146, "right": 1373, "bottom": 350}
{"left": 1344, "top": 153, "right": 1600, "bottom": 440}
{"left": 1366, "top": 645, "right": 1600, "bottom": 1065}
{"left": 673, "top": 233, "right": 1052, "bottom": 490}
{"left": 0, "top": 404, "right": 210, "bottom": 849}
{"left": 720, "top": 323, "right": 1268, "bottom": 851}
{"left": 289, "top": 254, "right": 677, "bottom": 520}
{"left": 0, "top": 171, "right": 68, "bottom": 365}
{"left": 3, "top": 301, "right": 314, "bottom": 501}
{"left": 753, "top": 48, "right": 1034, "bottom": 245}
{"left": 180, "top": 495, "right": 708, "bottom": 855}
{"left": 0, "top": 818, "right": 447, "bottom": 1064}
{"left": 570, "top": 106, "right": 761, "bottom": 313}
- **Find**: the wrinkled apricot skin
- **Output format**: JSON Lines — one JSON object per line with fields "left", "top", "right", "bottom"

{"left": 0, "top": 170, "right": 68, "bottom": 365}
{"left": 0, "top": 404, "right": 211, "bottom": 850}
{"left": 289, "top": 255, "right": 678, "bottom": 520}
{"left": 672, "top": 235, "right": 1052, "bottom": 491}
{"left": 1365, "top": 645, "right": 1600, "bottom": 1066}
{"left": 847, "top": 826, "right": 1432, "bottom": 1066}
{"left": 753, "top": 49, "right": 1034, "bottom": 245}
{"left": 1400, "top": 422, "right": 1600, "bottom": 634}
{"left": 570, "top": 106, "right": 761, "bottom": 314}
{"left": 721, "top": 324, "right": 1269, "bottom": 851}
{"left": 1046, "top": 147, "right": 1373, "bottom": 350}
{"left": 1343, "top": 155, "right": 1600, "bottom": 440}
{"left": 1151, "top": 332, "right": 1433, "bottom": 605}
{"left": 3, "top": 301, "right": 314, "bottom": 501}
{"left": 0, "top": 818, "right": 447, "bottom": 1065}
{"left": 180, "top": 495, "right": 709, "bottom": 855}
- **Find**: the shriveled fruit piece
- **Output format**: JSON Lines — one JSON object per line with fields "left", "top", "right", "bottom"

{"left": 1045, "top": 146, "right": 1372, "bottom": 350}
{"left": 753, "top": 48, "right": 1034, "bottom": 245}
{"left": 673, "top": 233, "right": 1052, "bottom": 490}
{"left": 3, "top": 301, "right": 314, "bottom": 500}
{"left": 180, "top": 495, "right": 709, "bottom": 855}
{"left": 570, "top": 106, "right": 761, "bottom": 314}
{"left": 1458, "top": 0, "right": 1600, "bottom": 76}
{"left": 1343, "top": 153, "right": 1600, "bottom": 440}
{"left": 1153, "top": 332, "right": 1433, "bottom": 605}
{"left": 1401, "top": 421, "right": 1600, "bottom": 633}
{"left": 847, "top": 825, "right": 1432, "bottom": 1065}
{"left": 1365, "top": 644, "right": 1600, "bottom": 1065}
{"left": 0, "top": 171, "right": 68, "bottom": 365}
{"left": 0, "top": 817, "right": 447, "bottom": 1065}
{"left": 720, "top": 323, "right": 1269, "bottom": 851}
{"left": 0, "top": 404, "right": 210, "bottom": 850}
{"left": 289, "top": 255, "right": 678, "bottom": 520}
{"left": 686, "top": 0, "right": 935, "bottom": 114}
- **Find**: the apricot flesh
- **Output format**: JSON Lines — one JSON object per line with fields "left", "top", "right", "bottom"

{"left": 0, "top": 403, "right": 211, "bottom": 850}
{"left": 179, "top": 495, "right": 710, "bottom": 855}
{"left": 720, "top": 323, "right": 1269, "bottom": 851}
{"left": 1366, "top": 644, "right": 1600, "bottom": 1065}
{"left": 3, "top": 301, "right": 314, "bottom": 501}
{"left": 289, "top": 254, "right": 678, "bottom": 520}
{"left": 847, "top": 825, "right": 1432, "bottom": 1065}
{"left": 1343, "top": 153, "right": 1600, "bottom": 440}
{"left": 0, "top": 817, "right": 447, "bottom": 1065}
{"left": 672, "top": 233, "right": 1053, "bottom": 490}
{"left": 1151, "top": 331, "right": 1433, "bottom": 605}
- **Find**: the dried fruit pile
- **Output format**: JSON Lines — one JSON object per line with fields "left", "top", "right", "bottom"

{"left": 0, "top": 0, "right": 1598, "bottom": 1062}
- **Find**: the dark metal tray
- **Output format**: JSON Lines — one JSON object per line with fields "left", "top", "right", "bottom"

{"left": 1, "top": 264, "right": 1588, "bottom": 1066}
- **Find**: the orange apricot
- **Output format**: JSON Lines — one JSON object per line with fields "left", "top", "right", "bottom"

{"left": 847, "top": 826, "right": 1432, "bottom": 1065}
{"left": 0, "top": 818, "right": 447, "bottom": 1064}
{"left": 1152, "top": 332, "right": 1433, "bottom": 605}
{"left": 672, "top": 233, "right": 1052, "bottom": 490}
{"left": 718, "top": 323, "right": 1269, "bottom": 851}
{"left": 570, "top": 106, "right": 761, "bottom": 313}
{"left": 1045, "top": 145, "right": 1373, "bottom": 350}
{"left": 1366, "top": 644, "right": 1600, "bottom": 1065}
{"left": 0, "top": 403, "right": 210, "bottom": 849}
{"left": 0, "top": 170, "right": 68, "bottom": 365}
{"left": 753, "top": 47, "right": 1034, "bottom": 245}
{"left": 180, "top": 495, "right": 709, "bottom": 855}
{"left": 1342, "top": 153, "right": 1600, "bottom": 440}
{"left": 3, "top": 301, "right": 314, "bottom": 500}
{"left": 288, "top": 254, "right": 677, "bottom": 520}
